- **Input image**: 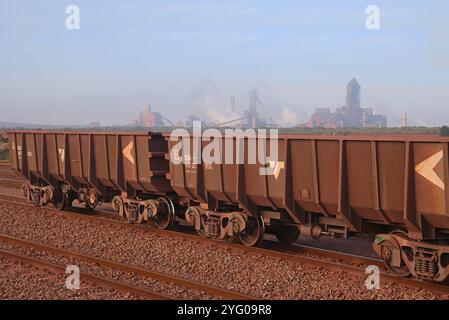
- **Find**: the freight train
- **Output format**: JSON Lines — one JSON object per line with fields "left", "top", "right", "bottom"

{"left": 5, "top": 130, "right": 449, "bottom": 282}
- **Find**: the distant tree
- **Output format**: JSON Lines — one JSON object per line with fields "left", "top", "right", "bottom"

{"left": 0, "top": 144, "right": 9, "bottom": 160}
{"left": 440, "top": 126, "right": 449, "bottom": 137}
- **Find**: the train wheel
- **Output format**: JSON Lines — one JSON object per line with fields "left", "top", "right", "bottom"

{"left": 85, "top": 189, "right": 98, "bottom": 210}
{"left": 275, "top": 225, "right": 300, "bottom": 244}
{"left": 380, "top": 231, "right": 411, "bottom": 277}
{"left": 153, "top": 197, "right": 175, "bottom": 230}
{"left": 53, "top": 192, "right": 69, "bottom": 211}
{"left": 239, "top": 216, "right": 265, "bottom": 247}
{"left": 112, "top": 196, "right": 123, "bottom": 215}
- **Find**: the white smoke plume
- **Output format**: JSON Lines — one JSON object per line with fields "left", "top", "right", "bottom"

{"left": 203, "top": 103, "right": 241, "bottom": 126}
{"left": 280, "top": 108, "right": 299, "bottom": 127}
{"left": 189, "top": 78, "right": 242, "bottom": 126}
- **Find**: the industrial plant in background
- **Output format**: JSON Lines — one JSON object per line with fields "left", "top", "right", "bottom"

{"left": 133, "top": 105, "right": 174, "bottom": 128}
{"left": 132, "top": 79, "right": 388, "bottom": 130}
{"left": 132, "top": 90, "right": 278, "bottom": 129}
{"left": 217, "top": 89, "right": 277, "bottom": 128}
{"left": 308, "top": 78, "right": 387, "bottom": 128}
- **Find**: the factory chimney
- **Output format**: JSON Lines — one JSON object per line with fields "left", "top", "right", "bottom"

{"left": 402, "top": 113, "right": 408, "bottom": 128}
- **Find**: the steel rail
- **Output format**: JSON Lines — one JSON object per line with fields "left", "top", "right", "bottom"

{"left": 0, "top": 193, "right": 28, "bottom": 204}
{"left": 0, "top": 249, "right": 171, "bottom": 300}
{"left": 288, "top": 243, "right": 383, "bottom": 268}
{"left": 2, "top": 193, "right": 449, "bottom": 295}
{"left": 0, "top": 233, "right": 257, "bottom": 300}
{"left": 0, "top": 171, "right": 21, "bottom": 178}
{"left": 1, "top": 192, "right": 381, "bottom": 266}
{"left": 0, "top": 177, "right": 25, "bottom": 182}
{"left": 0, "top": 178, "right": 25, "bottom": 187}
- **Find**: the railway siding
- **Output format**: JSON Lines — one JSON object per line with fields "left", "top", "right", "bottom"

{"left": 0, "top": 198, "right": 448, "bottom": 299}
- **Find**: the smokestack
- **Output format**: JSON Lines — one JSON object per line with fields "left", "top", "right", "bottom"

{"left": 362, "top": 111, "right": 368, "bottom": 128}
{"left": 402, "top": 113, "right": 407, "bottom": 128}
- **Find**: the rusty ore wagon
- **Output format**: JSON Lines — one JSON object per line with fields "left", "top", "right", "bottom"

{"left": 6, "top": 130, "right": 449, "bottom": 282}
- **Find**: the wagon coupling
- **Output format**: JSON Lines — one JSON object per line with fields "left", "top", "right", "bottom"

{"left": 299, "top": 224, "right": 323, "bottom": 239}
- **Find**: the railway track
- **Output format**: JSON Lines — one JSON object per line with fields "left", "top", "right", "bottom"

{"left": 0, "top": 249, "right": 171, "bottom": 300}
{"left": 0, "top": 232, "right": 256, "bottom": 300}
{"left": 0, "top": 166, "right": 26, "bottom": 181}
{"left": 0, "top": 193, "right": 27, "bottom": 204}
{"left": 0, "top": 167, "right": 20, "bottom": 176}
{"left": 0, "top": 161, "right": 10, "bottom": 170}
{"left": 0, "top": 177, "right": 25, "bottom": 187}
{"left": 0, "top": 171, "right": 20, "bottom": 179}
{"left": 0, "top": 165, "right": 28, "bottom": 182}
{"left": 0, "top": 192, "right": 382, "bottom": 267}
{"left": 2, "top": 192, "right": 449, "bottom": 295}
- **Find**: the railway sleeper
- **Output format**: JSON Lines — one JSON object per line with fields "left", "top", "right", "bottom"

{"left": 373, "top": 232, "right": 449, "bottom": 282}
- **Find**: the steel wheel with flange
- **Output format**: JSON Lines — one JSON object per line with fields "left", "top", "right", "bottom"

{"left": 112, "top": 196, "right": 123, "bottom": 215}
{"left": 53, "top": 191, "right": 69, "bottom": 211}
{"left": 238, "top": 216, "right": 265, "bottom": 247}
{"left": 152, "top": 197, "right": 175, "bottom": 230}
{"left": 380, "top": 230, "right": 411, "bottom": 277}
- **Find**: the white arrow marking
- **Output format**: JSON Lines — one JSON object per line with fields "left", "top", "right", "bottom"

{"left": 415, "top": 150, "right": 444, "bottom": 190}
{"left": 268, "top": 160, "right": 285, "bottom": 180}
{"left": 123, "top": 141, "right": 135, "bottom": 165}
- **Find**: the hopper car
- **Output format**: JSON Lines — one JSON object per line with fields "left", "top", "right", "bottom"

{"left": 6, "top": 130, "right": 449, "bottom": 282}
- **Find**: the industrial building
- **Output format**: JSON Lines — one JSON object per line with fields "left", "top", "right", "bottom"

{"left": 135, "top": 105, "right": 164, "bottom": 127}
{"left": 308, "top": 78, "right": 387, "bottom": 128}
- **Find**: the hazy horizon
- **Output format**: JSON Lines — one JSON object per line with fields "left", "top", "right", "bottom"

{"left": 1, "top": 1, "right": 449, "bottom": 127}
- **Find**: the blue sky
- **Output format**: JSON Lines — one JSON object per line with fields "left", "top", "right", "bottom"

{"left": 0, "top": 1, "right": 448, "bottom": 126}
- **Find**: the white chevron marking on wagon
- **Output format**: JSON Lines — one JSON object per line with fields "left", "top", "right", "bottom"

{"left": 123, "top": 141, "right": 135, "bottom": 165}
{"left": 415, "top": 150, "right": 444, "bottom": 190}
{"left": 268, "top": 160, "right": 285, "bottom": 180}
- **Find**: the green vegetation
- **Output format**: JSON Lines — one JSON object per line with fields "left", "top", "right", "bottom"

{"left": 0, "top": 142, "right": 9, "bottom": 160}
{"left": 440, "top": 126, "right": 449, "bottom": 137}
{"left": 0, "top": 126, "right": 446, "bottom": 137}
{"left": 279, "top": 126, "right": 441, "bottom": 136}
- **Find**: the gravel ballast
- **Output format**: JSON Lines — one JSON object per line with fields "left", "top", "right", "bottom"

{"left": 0, "top": 255, "right": 138, "bottom": 300}
{"left": 0, "top": 241, "right": 215, "bottom": 300}
{"left": 0, "top": 201, "right": 448, "bottom": 300}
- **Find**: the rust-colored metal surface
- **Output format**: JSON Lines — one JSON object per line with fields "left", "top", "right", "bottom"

{"left": 165, "top": 134, "right": 449, "bottom": 240}
{"left": 6, "top": 129, "right": 449, "bottom": 282}
{"left": 6, "top": 130, "right": 172, "bottom": 201}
